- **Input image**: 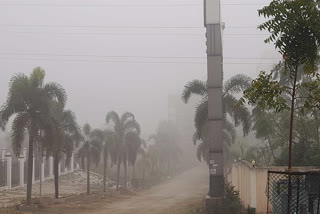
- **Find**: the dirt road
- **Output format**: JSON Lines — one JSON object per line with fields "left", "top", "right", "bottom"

{"left": 38, "top": 165, "right": 208, "bottom": 214}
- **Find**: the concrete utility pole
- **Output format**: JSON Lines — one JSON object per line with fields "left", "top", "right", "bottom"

{"left": 204, "top": 0, "right": 225, "bottom": 212}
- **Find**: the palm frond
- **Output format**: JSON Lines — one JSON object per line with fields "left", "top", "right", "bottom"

{"left": 83, "top": 123, "right": 91, "bottom": 137}
{"left": 44, "top": 82, "right": 67, "bottom": 107}
{"left": 106, "top": 111, "right": 120, "bottom": 125}
{"left": 194, "top": 99, "right": 208, "bottom": 138}
{"left": 11, "top": 112, "right": 31, "bottom": 156}
{"left": 223, "top": 94, "right": 252, "bottom": 136}
{"left": 120, "top": 112, "right": 135, "bottom": 124}
{"left": 181, "top": 80, "right": 207, "bottom": 103}
{"left": 223, "top": 74, "right": 251, "bottom": 95}
{"left": 192, "top": 131, "right": 201, "bottom": 145}
{"left": 1, "top": 73, "right": 30, "bottom": 123}
{"left": 30, "top": 67, "right": 45, "bottom": 88}
{"left": 123, "top": 120, "right": 141, "bottom": 135}
{"left": 223, "top": 120, "right": 236, "bottom": 143}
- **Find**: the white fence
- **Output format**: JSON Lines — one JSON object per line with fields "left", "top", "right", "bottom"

{"left": 0, "top": 148, "right": 79, "bottom": 190}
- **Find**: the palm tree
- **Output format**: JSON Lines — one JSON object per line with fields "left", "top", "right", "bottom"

{"left": 106, "top": 111, "right": 140, "bottom": 190}
{"left": 140, "top": 148, "right": 151, "bottom": 185}
{"left": 78, "top": 124, "right": 103, "bottom": 195}
{"left": 0, "top": 67, "right": 66, "bottom": 205}
{"left": 44, "top": 103, "right": 81, "bottom": 199}
{"left": 103, "top": 130, "right": 115, "bottom": 192}
{"left": 181, "top": 74, "right": 252, "bottom": 163}
{"left": 126, "top": 134, "right": 143, "bottom": 183}
{"left": 149, "top": 121, "right": 181, "bottom": 176}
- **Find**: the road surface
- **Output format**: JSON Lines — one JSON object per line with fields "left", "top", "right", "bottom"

{"left": 37, "top": 165, "right": 208, "bottom": 214}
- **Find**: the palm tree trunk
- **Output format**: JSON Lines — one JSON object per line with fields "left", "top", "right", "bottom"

{"left": 116, "top": 157, "right": 121, "bottom": 191}
{"left": 103, "top": 147, "right": 107, "bottom": 192}
{"left": 54, "top": 155, "right": 59, "bottom": 199}
{"left": 81, "top": 156, "right": 85, "bottom": 171}
{"left": 124, "top": 161, "right": 127, "bottom": 189}
{"left": 87, "top": 155, "right": 90, "bottom": 195}
{"left": 26, "top": 128, "right": 34, "bottom": 205}
{"left": 142, "top": 167, "right": 145, "bottom": 185}
{"left": 132, "top": 163, "right": 136, "bottom": 181}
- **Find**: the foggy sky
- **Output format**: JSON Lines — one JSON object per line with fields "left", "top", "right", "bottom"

{"left": 0, "top": 0, "right": 281, "bottom": 138}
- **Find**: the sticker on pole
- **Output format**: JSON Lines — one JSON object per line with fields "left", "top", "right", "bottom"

{"left": 210, "top": 168, "right": 217, "bottom": 175}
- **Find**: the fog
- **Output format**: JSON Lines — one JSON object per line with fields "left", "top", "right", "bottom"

{"left": 0, "top": 0, "right": 281, "bottom": 139}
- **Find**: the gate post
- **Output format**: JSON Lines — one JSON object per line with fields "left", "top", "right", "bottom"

{"left": 32, "top": 156, "right": 35, "bottom": 184}
{"left": 5, "top": 153, "right": 12, "bottom": 189}
{"left": 49, "top": 156, "right": 54, "bottom": 178}
{"left": 41, "top": 157, "right": 45, "bottom": 181}
{"left": 2, "top": 148, "right": 6, "bottom": 160}
{"left": 23, "top": 148, "right": 27, "bottom": 162}
{"left": 71, "top": 152, "right": 74, "bottom": 172}
{"left": 19, "top": 155, "right": 24, "bottom": 187}
{"left": 250, "top": 166, "right": 257, "bottom": 209}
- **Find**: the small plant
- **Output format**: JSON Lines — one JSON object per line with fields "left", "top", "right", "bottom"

{"left": 190, "top": 207, "right": 205, "bottom": 214}
{"left": 220, "top": 183, "right": 245, "bottom": 214}
{"left": 192, "top": 183, "right": 244, "bottom": 214}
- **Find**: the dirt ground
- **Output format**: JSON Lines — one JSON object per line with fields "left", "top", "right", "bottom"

{"left": 32, "top": 165, "right": 208, "bottom": 214}
{"left": 0, "top": 170, "right": 114, "bottom": 208}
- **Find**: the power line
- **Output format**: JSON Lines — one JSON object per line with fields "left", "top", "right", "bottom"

{"left": 0, "top": 31, "right": 269, "bottom": 36}
{"left": 0, "top": 3, "right": 201, "bottom": 7}
{"left": 0, "top": 24, "right": 262, "bottom": 29}
{"left": 0, "top": 24, "right": 204, "bottom": 29}
{"left": 0, "top": 57, "right": 281, "bottom": 65}
{"left": 0, "top": 52, "right": 282, "bottom": 60}
{"left": 0, "top": 2, "right": 271, "bottom": 6}
{"left": 0, "top": 52, "right": 206, "bottom": 59}
{"left": 0, "top": 24, "right": 264, "bottom": 30}
{"left": 0, "top": 57, "right": 206, "bottom": 64}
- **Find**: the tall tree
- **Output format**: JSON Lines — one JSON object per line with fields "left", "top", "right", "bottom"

{"left": 241, "top": 0, "right": 320, "bottom": 171}
{"left": 126, "top": 133, "right": 143, "bottom": 182}
{"left": 0, "top": 67, "right": 66, "bottom": 205}
{"left": 106, "top": 111, "right": 140, "bottom": 190}
{"left": 44, "top": 103, "right": 81, "bottom": 199}
{"left": 182, "top": 74, "right": 252, "bottom": 163}
{"left": 78, "top": 124, "right": 103, "bottom": 195}
{"left": 149, "top": 121, "right": 181, "bottom": 176}
{"left": 103, "top": 130, "right": 115, "bottom": 192}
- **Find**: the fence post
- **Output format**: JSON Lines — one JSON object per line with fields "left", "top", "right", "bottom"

{"left": 19, "top": 155, "right": 24, "bottom": 187}
{"left": 296, "top": 175, "right": 300, "bottom": 214}
{"left": 32, "top": 156, "right": 35, "bottom": 184}
{"left": 5, "top": 153, "right": 12, "bottom": 189}
{"left": 238, "top": 161, "right": 242, "bottom": 198}
{"left": 2, "top": 148, "right": 6, "bottom": 160}
{"left": 49, "top": 156, "right": 53, "bottom": 178}
{"left": 41, "top": 157, "right": 45, "bottom": 181}
{"left": 250, "top": 167, "right": 257, "bottom": 209}
{"left": 267, "top": 171, "right": 270, "bottom": 214}
{"left": 58, "top": 161, "right": 61, "bottom": 176}
{"left": 23, "top": 148, "right": 27, "bottom": 162}
{"left": 71, "top": 152, "right": 74, "bottom": 172}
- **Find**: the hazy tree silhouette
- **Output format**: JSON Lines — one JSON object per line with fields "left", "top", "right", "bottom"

{"left": 44, "top": 103, "right": 81, "bottom": 199}
{"left": 0, "top": 67, "right": 66, "bottom": 205}
{"left": 78, "top": 123, "right": 103, "bottom": 195}
{"left": 182, "top": 74, "right": 252, "bottom": 163}
{"left": 106, "top": 111, "right": 140, "bottom": 190}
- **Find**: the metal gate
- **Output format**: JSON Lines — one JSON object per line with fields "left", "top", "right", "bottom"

{"left": 267, "top": 170, "right": 320, "bottom": 214}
